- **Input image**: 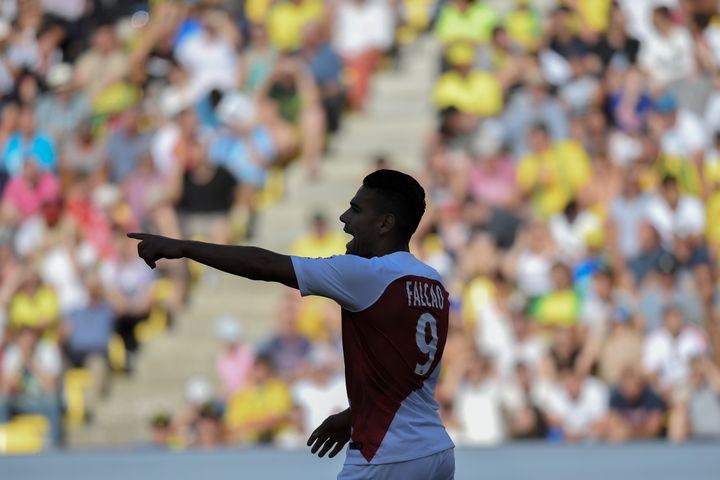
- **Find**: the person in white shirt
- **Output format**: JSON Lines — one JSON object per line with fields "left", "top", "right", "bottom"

{"left": 453, "top": 352, "right": 514, "bottom": 446}
{"left": 173, "top": 10, "right": 240, "bottom": 103}
{"left": 332, "top": 0, "right": 395, "bottom": 111}
{"left": 0, "top": 326, "right": 63, "bottom": 446}
{"left": 638, "top": 6, "right": 695, "bottom": 89}
{"left": 292, "top": 348, "right": 349, "bottom": 437}
{"left": 545, "top": 368, "right": 609, "bottom": 442}
{"left": 643, "top": 305, "right": 708, "bottom": 397}
{"left": 653, "top": 94, "right": 708, "bottom": 165}
{"left": 645, "top": 175, "right": 705, "bottom": 249}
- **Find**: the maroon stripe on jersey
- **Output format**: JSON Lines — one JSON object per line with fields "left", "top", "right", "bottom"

{"left": 342, "top": 275, "right": 449, "bottom": 462}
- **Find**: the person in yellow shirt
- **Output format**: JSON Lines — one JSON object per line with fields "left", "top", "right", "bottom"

{"left": 290, "top": 212, "right": 347, "bottom": 258}
{"left": 9, "top": 270, "right": 60, "bottom": 336}
{"left": 290, "top": 212, "right": 347, "bottom": 342}
{"left": 517, "top": 123, "right": 591, "bottom": 219}
{"left": 504, "top": 0, "right": 542, "bottom": 51}
{"left": 433, "top": 0, "right": 499, "bottom": 46}
{"left": 225, "top": 355, "right": 293, "bottom": 444}
{"left": 704, "top": 135, "right": 720, "bottom": 253}
{"left": 267, "top": 0, "right": 325, "bottom": 52}
{"left": 432, "top": 43, "right": 504, "bottom": 117}
{"left": 530, "top": 263, "right": 581, "bottom": 328}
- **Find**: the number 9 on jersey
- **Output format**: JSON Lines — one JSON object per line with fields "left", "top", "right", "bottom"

{"left": 414, "top": 313, "right": 438, "bottom": 376}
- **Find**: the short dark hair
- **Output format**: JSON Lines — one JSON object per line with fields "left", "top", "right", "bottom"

{"left": 362, "top": 169, "right": 426, "bottom": 241}
{"left": 661, "top": 175, "right": 678, "bottom": 188}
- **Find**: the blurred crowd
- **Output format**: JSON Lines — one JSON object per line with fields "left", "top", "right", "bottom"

{"left": 152, "top": 0, "right": 720, "bottom": 451}
{"left": 0, "top": 0, "right": 401, "bottom": 449}
{"left": 1, "top": 0, "right": 720, "bottom": 453}
{"left": 416, "top": 0, "right": 720, "bottom": 446}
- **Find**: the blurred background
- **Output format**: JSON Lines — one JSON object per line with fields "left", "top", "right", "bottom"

{"left": 0, "top": 0, "right": 719, "bottom": 475}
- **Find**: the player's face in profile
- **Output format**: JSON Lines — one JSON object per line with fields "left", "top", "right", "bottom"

{"left": 339, "top": 186, "right": 382, "bottom": 258}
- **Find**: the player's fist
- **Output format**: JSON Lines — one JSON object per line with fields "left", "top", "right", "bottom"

{"left": 126, "top": 232, "right": 185, "bottom": 269}
{"left": 307, "top": 409, "right": 351, "bottom": 458}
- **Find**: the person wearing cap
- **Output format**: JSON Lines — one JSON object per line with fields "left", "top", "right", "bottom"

{"left": 35, "top": 63, "right": 90, "bottom": 146}
{"left": 215, "top": 315, "right": 254, "bottom": 398}
{"left": 432, "top": 43, "right": 504, "bottom": 117}
{"left": 175, "top": 376, "right": 217, "bottom": 446}
{"left": 652, "top": 94, "right": 708, "bottom": 194}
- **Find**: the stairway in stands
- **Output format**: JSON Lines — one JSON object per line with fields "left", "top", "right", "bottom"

{"left": 69, "top": 36, "right": 439, "bottom": 449}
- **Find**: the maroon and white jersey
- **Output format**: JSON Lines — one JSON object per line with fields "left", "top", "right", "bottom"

{"left": 291, "top": 252, "right": 454, "bottom": 465}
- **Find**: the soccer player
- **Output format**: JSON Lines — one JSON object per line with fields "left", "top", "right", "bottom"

{"left": 128, "top": 169, "right": 455, "bottom": 479}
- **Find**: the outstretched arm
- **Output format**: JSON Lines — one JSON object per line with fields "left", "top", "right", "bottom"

{"left": 127, "top": 233, "right": 298, "bottom": 289}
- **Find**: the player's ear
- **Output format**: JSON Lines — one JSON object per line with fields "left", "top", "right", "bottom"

{"left": 378, "top": 213, "right": 396, "bottom": 235}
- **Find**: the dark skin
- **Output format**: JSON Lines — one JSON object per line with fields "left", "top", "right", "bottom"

{"left": 128, "top": 185, "right": 410, "bottom": 458}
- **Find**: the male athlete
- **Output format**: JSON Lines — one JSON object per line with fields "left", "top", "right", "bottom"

{"left": 128, "top": 169, "right": 455, "bottom": 479}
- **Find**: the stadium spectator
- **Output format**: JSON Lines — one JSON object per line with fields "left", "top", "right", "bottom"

{"left": 214, "top": 315, "right": 254, "bottom": 399}
{"left": 544, "top": 367, "right": 609, "bottom": 443}
{"left": 224, "top": 355, "right": 292, "bottom": 444}
{"left": 607, "top": 366, "right": 666, "bottom": 442}
{"left": 100, "top": 233, "right": 156, "bottom": 372}
{"left": 257, "top": 57, "right": 325, "bottom": 178}
{"left": 433, "top": 0, "right": 498, "bottom": 47}
{"left": 291, "top": 348, "right": 347, "bottom": 437}
{"left": 0, "top": 324, "right": 63, "bottom": 446}
{"left": 2, "top": 104, "right": 56, "bottom": 177}
{"left": 450, "top": 351, "right": 515, "bottom": 445}
{"left": 35, "top": 62, "right": 89, "bottom": 146}
{"left": 643, "top": 305, "right": 708, "bottom": 399}
{"left": 260, "top": 300, "right": 312, "bottom": 381}
{"left": 61, "top": 273, "right": 114, "bottom": 410}
{"left": 298, "top": 21, "right": 346, "bottom": 135}
{"left": 0, "top": 154, "right": 61, "bottom": 226}
{"left": 688, "top": 355, "right": 720, "bottom": 439}
{"left": 331, "top": 0, "right": 395, "bottom": 112}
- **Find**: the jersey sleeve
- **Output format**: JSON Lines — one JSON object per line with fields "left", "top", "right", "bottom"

{"left": 291, "top": 255, "right": 383, "bottom": 312}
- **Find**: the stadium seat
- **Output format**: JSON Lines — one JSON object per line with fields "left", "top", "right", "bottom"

{"left": 64, "top": 368, "right": 92, "bottom": 429}
{"left": 108, "top": 334, "right": 127, "bottom": 372}
{"left": 257, "top": 168, "right": 286, "bottom": 210}
{"left": 0, "top": 415, "right": 49, "bottom": 454}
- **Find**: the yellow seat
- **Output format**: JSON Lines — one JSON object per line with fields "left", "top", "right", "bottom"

{"left": 64, "top": 368, "right": 92, "bottom": 429}
{"left": 135, "top": 307, "right": 169, "bottom": 344}
{"left": 257, "top": 168, "right": 286, "bottom": 210}
{"left": 135, "top": 278, "right": 174, "bottom": 344}
{"left": 108, "top": 334, "right": 127, "bottom": 372}
{"left": 0, "top": 415, "right": 49, "bottom": 454}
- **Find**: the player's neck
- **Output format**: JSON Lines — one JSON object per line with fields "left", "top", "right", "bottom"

{"left": 369, "top": 242, "right": 410, "bottom": 258}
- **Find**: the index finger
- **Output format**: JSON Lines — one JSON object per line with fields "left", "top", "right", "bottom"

{"left": 127, "top": 232, "right": 148, "bottom": 241}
